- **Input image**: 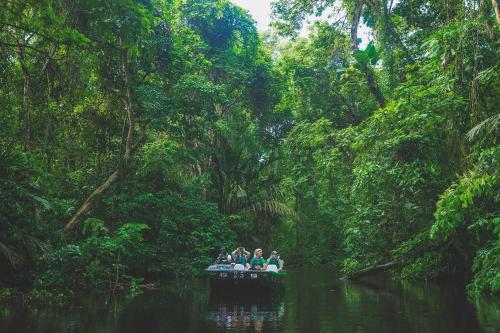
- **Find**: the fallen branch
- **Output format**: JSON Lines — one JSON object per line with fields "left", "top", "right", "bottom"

{"left": 341, "top": 261, "right": 401, "bottom": 280}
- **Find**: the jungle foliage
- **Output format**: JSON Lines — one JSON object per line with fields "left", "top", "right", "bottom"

{"left": 0, "top": 0, "right": 498, "bottom": 301}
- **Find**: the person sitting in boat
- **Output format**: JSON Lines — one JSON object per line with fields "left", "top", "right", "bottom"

{"left": 231, "top": 246, "right": 250, "bottom": 268}
{"left": 249, "top": 248, "right": 266, "bottom": 270}
{"left": 215, "top": 247, "right": 232, "bottom": 264}
{"left": 265, "top": 250, "right": 284, "bottom": 271}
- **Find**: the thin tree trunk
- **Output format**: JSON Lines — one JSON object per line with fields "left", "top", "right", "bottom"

{"left": 23, "top": 68, "right": 31, "bottom": 146}
{"left": 366, "top": 0, "right": 412, "bottom": 86}
{"left": 492, "top": 0, "right": 500, "bottom": 25}
{"left": 350, "top": 1, "right": 386, "bottom": 108}
{"left": 65, "top": 44, "right": 134, "bottom": 231}
{"left": 18, "top": 46, "right": 31, "bottom": 148}
{"left": 480, "top": 0, "right": 496, "bottom": 40}
{"left": 43, "top": 71, "right": 52, "bottom": 162}
{"left": 113, "top": 250, "right": 121, "bottom": 294}
{"left": 350, "top": 0, "right": 363, "bottom": 51}
{"left": 294, "top": 191, "right": 302, "bottom": 258}
{"left": 361, "top": 63, "right": 386, "bottom": 108}
{"left": 388, "top": 0, "right": 394, "bottom": 12}
{"left": 121, "top": 47, "right": 134, "bottom": 162}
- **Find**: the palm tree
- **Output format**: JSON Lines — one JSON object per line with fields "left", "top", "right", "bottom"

{"left": 0, "top": 146, "right": 49, "bottom": 279}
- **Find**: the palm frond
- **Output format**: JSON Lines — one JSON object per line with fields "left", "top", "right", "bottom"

{"left": 246, "top": 200, "right": 301, "bottom": 222}
{"left": 467, "top": 114, "right": 500, "bottom": 141}
{"left": 30, "top": 195, "right": 53, "bottom": 210}
{"left": 23, "top": 235, "right": 51, "bottom": 254}
{"left": 0, "top": 241, "right": 23, "bottom": 268}
{"left": 0, "top": 145, "right": 30, "bottom": 181}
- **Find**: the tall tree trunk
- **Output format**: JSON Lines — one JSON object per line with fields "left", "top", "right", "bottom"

{"left": 366, "top": 0, "right": 412, "bottom": 86}
{"left": 121, "top": 47, "right": 134, "bottom": 162}
{"left": 294, "top": 191, "right": 302, "bottom": 258}
{"left": 480, "top": 0, "right": 496, "bottom": 40}
{"left": 350, "top": 1, "right": 386, "bottom": 108}
{"left": 361, "top": 63, "right": 386, "bottom": 108}
{"left": 350, "top": 0, "right": 364, "bottom": 51}
{"left": 492, "top": 0, "right": 500, "bottom": 25}
{"left": 65, "top": 45, "right": 134, "bottom": 231}
{"left": 43, "top": 71, "right": 52, "bottom": 163}
{"left": 18, "top": 46, "right": 31, "bottom": 148}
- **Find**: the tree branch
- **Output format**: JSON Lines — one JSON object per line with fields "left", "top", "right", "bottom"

{"left": 65, "top": 40, "right": 135, "bottom": 231}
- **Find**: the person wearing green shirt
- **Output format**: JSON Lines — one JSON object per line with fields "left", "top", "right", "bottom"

{"left": 231, "top": 246, "right": 250, "bottom": 268}
{"left": 250, "top": 248, "right": 266, "bottom": 270}
{"left": 265, "top": 250, "right": 284, "bottom": 270}
{"left": 215, "top": 247, "right": 232, "bottom": 264}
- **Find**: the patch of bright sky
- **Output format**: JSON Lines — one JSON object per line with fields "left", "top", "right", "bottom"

{"left": 232, "top": 0, "right": 273, "bottom": 32}
{"left": 231, "top": 0, "right": 374, "bottom": 48}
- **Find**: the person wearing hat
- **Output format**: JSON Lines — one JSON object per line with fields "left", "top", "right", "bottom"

{"left": 215, "top": 247, "right": 232, "bottom": 264}
{"left": 249, "top": 248, "right": 266, "bottom": 270}
{"left": 265, "top": 251, "right": 284, "bottom": 270}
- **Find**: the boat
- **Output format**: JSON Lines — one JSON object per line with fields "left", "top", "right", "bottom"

{"left": 205, "top": 264, "right": 286, "bottom": 291}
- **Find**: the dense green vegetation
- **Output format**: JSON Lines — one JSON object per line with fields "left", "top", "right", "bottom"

{"left": 0, "top": 0, "right": 498, "bottom": 302}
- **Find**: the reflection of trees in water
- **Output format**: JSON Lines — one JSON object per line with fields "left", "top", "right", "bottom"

{"left": 341, "top": 277, "right": 488, "bottom": 333}
{"left": 207, "top": 292, "right": 285, "bottom": 332}
{"left": 473, "top": 297, "right": 500, "bottom": 332}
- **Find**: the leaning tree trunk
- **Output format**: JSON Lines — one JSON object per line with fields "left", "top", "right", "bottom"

{"left": 361, "top": 63, "right": 386, "bottom": 108}
{"left": 65, "top": 45, "right": 134, "bottom": 231}
{"left": 349, "top": 0, "right": 386, "bottom": 109}
{"left": 341, "top": 261, "right": 400, "bottom": 280}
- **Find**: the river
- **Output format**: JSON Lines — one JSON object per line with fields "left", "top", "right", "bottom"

{"left": 1, "top": 268, "right": 498, "bottom": 333}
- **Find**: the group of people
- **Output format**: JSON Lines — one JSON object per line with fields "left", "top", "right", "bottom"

{"left": 215, "top": 247, "right": 284, "bottom": 271}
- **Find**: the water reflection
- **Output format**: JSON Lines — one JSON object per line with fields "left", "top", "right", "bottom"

{"left": 0, "top": 269, "right": 498, "bottom": 333}
{"left": 207, "top": 292, "right": 285, "bottom": 332}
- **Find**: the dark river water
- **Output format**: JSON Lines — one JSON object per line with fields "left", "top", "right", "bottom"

{"left": 1, "top": 268, "right": 499, "bottom": 333}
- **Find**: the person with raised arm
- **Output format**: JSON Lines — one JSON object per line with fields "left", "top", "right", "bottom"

{"left": 231, "top": 246, "right": 250, "bottom": 268}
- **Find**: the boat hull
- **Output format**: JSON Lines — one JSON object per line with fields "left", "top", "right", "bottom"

{"left": 206, "top": 265, "right": 285, "bottom": 292}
